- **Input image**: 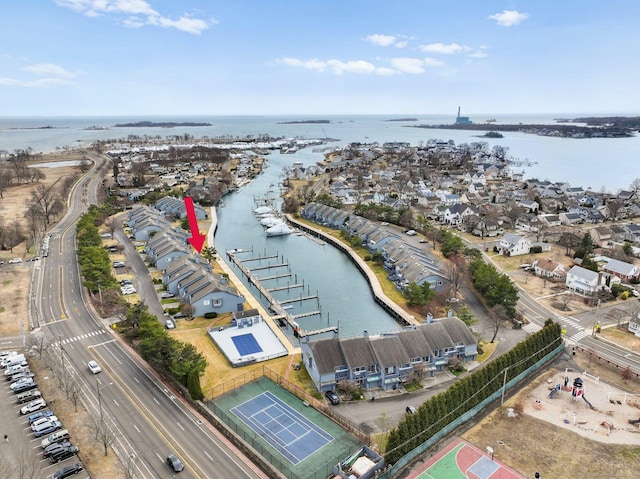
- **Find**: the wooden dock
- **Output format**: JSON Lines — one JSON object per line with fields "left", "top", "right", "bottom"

{"left": 227, "top": 250, "right": 338, "bottom": 339}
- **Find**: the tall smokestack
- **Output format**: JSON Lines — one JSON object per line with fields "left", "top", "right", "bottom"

{"left": 457, "top": 106, "right": 461, "bottom": 118}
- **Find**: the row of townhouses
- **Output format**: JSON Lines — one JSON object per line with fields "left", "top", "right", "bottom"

{"left": 301, "top": 203, "right": 448, "bottom": 292}
{"left": 301, "top": 315, "right": 477, "bottom": 393}
{"left": 127, "top": 204, "right": 245, "bottom": 317}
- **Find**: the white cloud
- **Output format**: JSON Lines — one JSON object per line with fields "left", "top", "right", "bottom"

{"left": 23, "top": 63, "right": 75, "bottom": 79}
{"left": 389, "top": 57, "right": 425, "bottom": 74}
{"left": 326, "top": 60, "right": 376, "bottom": 75}
{"left": 0, "top": 76, "right": 74, "bottom": 87}
{"left": 365, "top": 34, "right": 397, "bottom": 47}
{"left": 394, "top": 41, "right": 408, "bottom": 49}
{"left": 54, "top": 0, "right": 213, "bottom": 34}
{"left": 279, "top": 58, "right": 327, "bottom": 72}
{"left": 419, "top": 43, "right": 467, "bottom": 55}
{"left": 375, "top": 67, "right": 397, "bottom": 76}
{"left": 489, "top": 10, "right": 529, "bottom": 27}
{"left": 423, "top": 57, "right": 444, "bottom": 67}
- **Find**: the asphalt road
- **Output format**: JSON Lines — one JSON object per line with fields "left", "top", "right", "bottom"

{"left": 31, "top": 155, "right": 266, "bottom": 479}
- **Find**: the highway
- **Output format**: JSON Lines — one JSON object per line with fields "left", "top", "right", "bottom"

{"left": 32, "top": 154, "right": 266, "bottom": 479}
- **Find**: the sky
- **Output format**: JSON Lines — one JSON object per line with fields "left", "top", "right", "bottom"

{"left": 1, "top": 1, "right": 639, "bottom": 116}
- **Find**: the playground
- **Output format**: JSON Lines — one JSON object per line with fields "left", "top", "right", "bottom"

{"left": 524, "top": 369, "right": 640, "bottom": 444}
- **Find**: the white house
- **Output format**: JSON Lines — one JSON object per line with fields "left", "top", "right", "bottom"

{"left": 498, "top": 233, "right": 531, "bottom": 256}
{"left": 565, "top": 265, "right": 616, "bottom": 295}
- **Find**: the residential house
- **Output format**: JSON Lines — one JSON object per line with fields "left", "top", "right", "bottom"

{"left": 532, "top": 258, "right": 566, "bottom": 279}
{"left": 601, "top": 258, "right": 640, "bottom": 282}
{"left": 565, "top": 265, "right": 618, "bottom": 296}
{"left": 498, "top": 233, "right": 531, "bottom": 256}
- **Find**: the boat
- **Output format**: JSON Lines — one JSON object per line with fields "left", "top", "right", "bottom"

{"left": 254, "top": 205, "right": 272, "bottom": 216}
{"left": 265, "top": 223, "right": 293, "bottom": 237}
{"left": 260, "top": 216, "right": 284, "bottom": 227}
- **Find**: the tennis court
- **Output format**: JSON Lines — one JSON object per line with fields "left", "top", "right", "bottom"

{"left": 231, "top": 391, "right": 334, "bottom": 464}
{"left": 231, "top": 333, "right": 264, "bottom": 356}
{"left": 209, "top": 376, "right": 362, "bottom": 479}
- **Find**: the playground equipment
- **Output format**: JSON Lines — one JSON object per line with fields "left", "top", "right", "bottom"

{"left": 582, "top": 395, "right": 595, "bottom": 410}
{"left": 548, "top": 384, "right": 561, "bottom": 399}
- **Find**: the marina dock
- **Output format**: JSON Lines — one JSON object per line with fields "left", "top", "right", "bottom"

{"left": 227, "top": 249, "right": 338, "bottom": 338}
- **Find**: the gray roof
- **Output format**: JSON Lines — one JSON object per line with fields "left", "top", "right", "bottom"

{"left": 369, "top": 336, "right": 410, "bottom": 367}
{"left": 340, "top": 337, "right": 377, "bottom": 369}
{"left": 419, "top": 322, "right": 453, "bottom": 351}
{"left": 440, "top": 317, "right": 477, "bottom": 346}
{"left": 309, "top": 338, "right": 347, "bottom": 375}
{"left": 395, "top": 329, "right": 433, "bottom": 358}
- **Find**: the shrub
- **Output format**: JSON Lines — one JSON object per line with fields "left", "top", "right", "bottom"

{"left": 204, "top": 312, "right": 218, "bottom": 319}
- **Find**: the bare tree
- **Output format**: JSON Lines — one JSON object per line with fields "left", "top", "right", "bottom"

{"left": 0, "top": 168, "right": 13, "bottom": 197}
{"left": 104, "top": 216, "right": 117, "bottom": 236}
{"left": 606, "top": 199, "right": 624, "bottom": 222}
{"left": 29, "top": 178, "right": 64, "bottom": 227}
{"left": 119, "top": 454, "right": 139, "bottom": 479}
{"left": 447, "top": 254, "right": 465, "bottom": 297}
{"left": 559, "top": 291, "right": 574, "bottom": 311}
{"left": 489, "top": 305, "right": 509, "bottom": 343}
{"left": 90, "top": 413, "right": 115, "bottom": 456}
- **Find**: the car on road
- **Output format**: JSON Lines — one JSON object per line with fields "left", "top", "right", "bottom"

{"left": 20, "top": 398, "right": 46, "bottom": 415}
{"left": 164, "top": 319, "right": 176, "bottom": 330}
{"left": 324, "top": 390, "right": 340, "bottom": 405}
{"left": 419, "top": 239, "right": 428, "bottom": 243}
{"left": 406, "top": 405, "right": 417, "bottom": 414}
{"left": 33, "top": 420, "right": 63, "bottom": 437}
{"left": 404, "top": 229, "right": 417, "bottom": 236}
{"left": 8, "top": 258, "right": 23, "bottom": 264}
{"left": 87, "top": 360, "right": 102, "bottom": 374}
{"left": 53, "top": 463, "right": 84, "bottom": 478}
{"left": 167, "top": 454, "right": 185, "bottom": 472}
{"left": 49, "top": 445, "right": 79, "bottom": 464}
{"left": 160, "top": 292, "right": 175, "bottom": 298}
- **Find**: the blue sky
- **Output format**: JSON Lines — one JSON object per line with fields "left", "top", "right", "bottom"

{"left": 1, "top": 1, "right": 639, "bottom": 116}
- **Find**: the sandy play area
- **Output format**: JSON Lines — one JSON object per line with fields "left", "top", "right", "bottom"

{"left": 524, "top": 369, "right": 640, "bottom": 444}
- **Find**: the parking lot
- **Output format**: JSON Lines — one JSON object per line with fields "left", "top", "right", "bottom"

{"left": 1, "top": 350, "right": 89, "bottom": 478}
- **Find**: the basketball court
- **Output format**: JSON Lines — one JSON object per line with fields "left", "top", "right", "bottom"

{"left": 406, "top": 438, "right": 526, "bottom": 479}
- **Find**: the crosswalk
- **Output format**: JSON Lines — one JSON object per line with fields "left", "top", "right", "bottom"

{"left": 59, "top": 329, "right": 108, "bottom": 345}
{"left": 567, "top": 330, "right": 589, "bottom": 343}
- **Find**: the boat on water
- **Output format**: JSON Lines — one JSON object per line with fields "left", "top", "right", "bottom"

{"left": 254, "top": 205, "right": 272, "bottom": 216}
{"left": 260, "top": 216, "right": 284, "bottom": 227}
{"left": 265, "top": 223, "right": 293, "bottom": 237}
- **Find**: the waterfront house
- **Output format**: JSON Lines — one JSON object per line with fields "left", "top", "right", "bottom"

{"left": 300, "top": 316, "right": 477, "bottom": 393}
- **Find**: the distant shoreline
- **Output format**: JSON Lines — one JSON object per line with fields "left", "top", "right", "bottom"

{"left": 113, "top": 121, "right": 212, "bottom": 128}
{"left": 276, "top": 120, "right": 330, "bottom": 124}
{"left": 410, "top": 122, "right": 634, "bottom": 138}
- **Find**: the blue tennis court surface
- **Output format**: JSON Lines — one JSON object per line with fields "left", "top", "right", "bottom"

{"left": 231, "top": 391, "right": 334, "bottom": 464}
{"left": 231, "top": 333, "right": 263, "bottom": 356}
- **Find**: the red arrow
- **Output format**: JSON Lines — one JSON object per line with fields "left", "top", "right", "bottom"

{"left": 184, "top": 197, "right": 206, "bottom": 253}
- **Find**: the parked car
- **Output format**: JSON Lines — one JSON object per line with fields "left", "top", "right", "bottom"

{"left": 41, "top": 429, "right": 70, "bottom": 448}
{"left": 34, "top": 420, "right": 63, "bottom": 437}
{"left": 20, "top": 398, "right": 47, "bottom": 415}
{"left": 6, "top": 371, "right": 34, "bottom": 382}
{"left": 167, "top": 454, "right": 185, "bottom": 472}
{"left": 13, "top": 381, "right": 38, "bottom": 394}
{"left": 87, "top": 360, "right": 102, "bottom": 374}
{"left": 49, "top": 445, "right": 79, "bottom": 464}
{"left": 31, "top": 416, "right": 59, "bottom": 431}
{"left": 17, "top": 388, "right": 41, "bottom": 405}
{"left": 324, "top": 390, "right": 340, "bottom": 405}
{"left": 0, "top": 350, "right": 17, "bottom": 360}
{"left": 53, "top": 463, "right": 84, "bottom": 478}
{"left": 8, "top": 258, "right": 23, "bottom": 264}
{"left": 164, "top": 319, "right": 176, "bottom": 330}
{"left": 160, "top": 292, "right": 175, "bottom": 298}
{"left": 43, "top": 439, "right": 72, "bottom": 457}
{"left": 172, "top": 312, "right": 187, "bottom": 319}
{"left": 404, "top": 229, "right": 417, "bottom": 236}
{"left": 28, "top": 409, "right": 54, "bottom": 424}
{"left": 112, "top": 261, "right": 125, "bottom": 268}
{"left": 9, "top": 377, "right": 34, "bottom": 389}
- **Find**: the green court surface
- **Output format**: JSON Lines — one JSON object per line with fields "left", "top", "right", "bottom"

{"left": 209, "top": 376, "right": 362, "bottom": 479}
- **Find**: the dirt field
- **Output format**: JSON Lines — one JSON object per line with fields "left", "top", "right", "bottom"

{"left": 461, "top": 351, "right": 640, "bottom": 479}
{"left": 0, "top": 265, "right": 31, "bottom": 336}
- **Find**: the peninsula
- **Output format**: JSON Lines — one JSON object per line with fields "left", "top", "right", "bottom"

{"left": 276, "top": 119, "right": 330, "bottom": 124}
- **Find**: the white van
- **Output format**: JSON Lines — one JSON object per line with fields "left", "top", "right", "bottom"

{"left": 2, "top": 353, "right": 26, "bottom": 368}
{"left": 5, "top": 364, "right": 29, "bottom": 376}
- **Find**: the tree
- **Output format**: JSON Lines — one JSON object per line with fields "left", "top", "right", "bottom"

{"left": 489, "top": 305, "right": 509, "bottom": 343}
{"left": 402, "top": 281, "right": 435, "bottom": 306}
{"left": 29, "top": 178, "right": 64, "bottom": 227}
{"left": 606, "top": 199, "right": 624, "bottom": 222}
{"left": 447, "top": 254, "right": 465, "bottom": 297}
{"left": 441, "top": 230, "right": 465, "bottom": 258}
{"left": 574, "top": 232, "right": 595, "bottom": 259}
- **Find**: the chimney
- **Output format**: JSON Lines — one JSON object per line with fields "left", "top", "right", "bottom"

{"left": 363, "top": 330, "right": 369, "bottom": 337}
{"left": 425, "top": 313, "right": 434, "bottom": 323}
